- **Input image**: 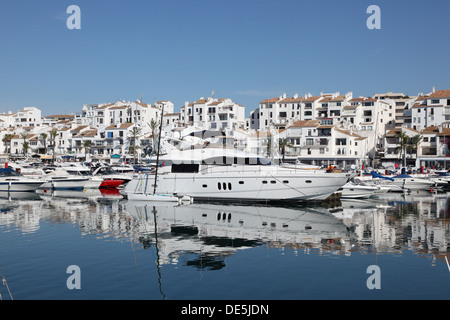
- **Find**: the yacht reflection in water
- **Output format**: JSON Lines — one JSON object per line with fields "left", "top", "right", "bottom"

{"left": 0, "top": 191, "right": 449, "bottom": 269}
{"left": 125, "top": 201, "right": 352, "bottom": 269}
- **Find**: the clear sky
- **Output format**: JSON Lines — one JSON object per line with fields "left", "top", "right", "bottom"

{"left": 1, "top": 0, "right": 450, "bottom": 116}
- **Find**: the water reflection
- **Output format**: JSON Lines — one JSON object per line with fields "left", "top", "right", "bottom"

{"left": 0, "top": 191, "right": 449, "bottom": 266}
{"left": 126, "top": 202, "right": 351, "bottom": 269}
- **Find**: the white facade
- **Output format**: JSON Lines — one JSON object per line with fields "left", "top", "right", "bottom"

{"left": 14, "top": 107, "right": 42, "bottom": 129}
{"left": 180, "top": 97, "right": 245, "bottom": 130}
{"left": 277, "top": 119, "right": 367, "bottom": 167}
{"left": 410, "top": 90, "right": 450, "bottom": 131}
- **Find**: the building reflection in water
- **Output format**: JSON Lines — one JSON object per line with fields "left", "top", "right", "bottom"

{"left": 0, "top": 190, "right": 449, "bottom": 269}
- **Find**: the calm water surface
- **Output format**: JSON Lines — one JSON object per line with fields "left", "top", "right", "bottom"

{"left": 0, "top": 188, "right": 449, "bottom": 300}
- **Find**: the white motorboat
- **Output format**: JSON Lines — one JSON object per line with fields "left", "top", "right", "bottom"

{"left": 62, "top": 165, "right": 103, "bottom": 189}
{"left": 110, "top": 164, "right": 135, "bottom": 174}
{"left": 337, "top": 182, "right": 378, "bottom": 199}
{"left": 0, "top": 167, "right": 45, "bottom": 192}
{"left": 124, "top": 147, "right": 355, "bottom": 203}
{"left": 391, "top": 174, "right": 435, "bottom": 191}
{"left": 40, "top": 170, "right": 90, "bottom": 190}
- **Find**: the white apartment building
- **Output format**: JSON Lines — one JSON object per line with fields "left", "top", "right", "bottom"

{"left": 326, "top": 92, "right": 353, "bottom": 121}
{"left": 76, "top": 100, "right": 170, "bottom": 130}
{"left": 411, "top": 90, "right": 450, "bottom": 131}
{"left": 382, "top": 127, "right": 421, "bottom": 166}
{"left": 373, "top": 92, "right": 418, "bottom": 128}
{"left": 278, "top": 119, "right": 367, "bottom": 168}
{"left": 416, "top": 125, "right": 450, "bottom": 168}
{"left": 180, "top": 97, "right": 245, "bottom": 130}
{"left": 258, "top": 94, "right": 324, "bottom": 131}
{"left": 258, "top": 92, "right": 357, "bottom": 132}
{"left": 14, "top": 107, "right": 42, "bottom": 129}
{"left": 245, "top": 108, "right": 260, "bottom": 131}
{"left": 0, "top": 112, "right": 16, "bottom": 129}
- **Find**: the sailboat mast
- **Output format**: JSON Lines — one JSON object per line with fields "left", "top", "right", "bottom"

{"left": 153, "top": 104, "right": 164, "bottom": 195}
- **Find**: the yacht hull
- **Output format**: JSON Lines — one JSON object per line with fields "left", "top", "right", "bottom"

{"left": 0, "top": 180, "right": 44, "bottom": 192}
{"left": 41, "top": 177, "right": 89, "bottom": 190}
{"left": 339, "top": 184, "right": 377, "bottom": 199}
{"left": 125, "top": 170, "right": 353, "bottom": 202}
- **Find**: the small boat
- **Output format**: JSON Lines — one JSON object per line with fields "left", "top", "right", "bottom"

{"left": 392, "top": 174, "right": 435, "bottom": 191}
{"left": 0, "top": 168, "right": 45, "bottom": 192}
{"left": 110, "top": 164, "right": 135, "bottom": 174}
{"left": 100, "top": 179, "right": 124, "bottom": 189}
{"left": 338, "top": 181, "right": 378, "bottom": 199}
{"left": 62, "top": 164, "right": 125, "bottom": 189}
{"left": 92, "top": 166, "right": 132, "bottom": 187}
{"left": 63, "top": 166, "right": 103, "bottom": 189}
{"left": 41, "top": 170, "right": 90, "bottom": 190}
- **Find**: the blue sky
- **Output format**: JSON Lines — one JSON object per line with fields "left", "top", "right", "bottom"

{"left": 1, "top": 0, "right": 449, "bottom": 116}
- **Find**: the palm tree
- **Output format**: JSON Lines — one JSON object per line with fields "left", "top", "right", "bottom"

{"left": 82, "top": 140, "right": 92, "bottom": 159}
{"left": 410, "top": 134, "right": 423, "bottom": 162}
{"left": 396, "top": 131, "right": 409, "bottom": 167}
{"left": 20, "top": 133, "right": 29, "bottom": 158}
{"left": 49, "top": 130, "right": 58, "bottom": 162}
{"left": 278, "top": 138, "right": 293, "bottom": 163}
{"left": 130, "top": 126, "right": 142, "bottom": 164}
{"left": 20, "top": 132, "right": 29, "bottom": 144}
{"left": 22, "top": 141, "right": 30, "bottom": 158}
{"left": 149, "top": 119, "right": 158, "bottom": 144}
{"left": 40, "top": 132, "right": 48, "bottom": 155}
{"left": 2, "top": 134, "right": 13, "bottom": 158}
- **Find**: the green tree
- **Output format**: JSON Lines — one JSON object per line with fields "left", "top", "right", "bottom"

{"left": 278, "top": 138, "right": 293, "bottom": 163}
{"left": 129, "top": 126, "right": 142, "bottom": 164}
{"left": 2, "top": 134, "right": 13, "bottom": 159}
{"left": 40, "top": 132, "right": 48, "bottom": 154}
{"left": 22, "top": 141, "right": 30, "bottom": 158}
{"left": 49, "top": 129, "right": 58, "bottom": 162}
{"left": 410, "top": 134, "right": 423, "bottom": 161}
{"left": 83, "top": 140, "right": 92, "bottom": 159}
{"left": 20, "top": 133, "right": 29, "bottom": 157}
{"left": 396, "top": 131, "right": 409, "bottom": 167}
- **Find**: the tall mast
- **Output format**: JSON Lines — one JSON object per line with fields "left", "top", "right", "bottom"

{"left": 153, "top": 104, "right": 164, "bottom": 195}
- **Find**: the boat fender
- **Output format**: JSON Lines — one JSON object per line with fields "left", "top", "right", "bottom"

{"left": 44, "top": 189, "right": 47, "bottom": 193}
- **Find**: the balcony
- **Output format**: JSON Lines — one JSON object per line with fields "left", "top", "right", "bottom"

{"left": 301, "top": 138, "right": 329, "bottom": 148}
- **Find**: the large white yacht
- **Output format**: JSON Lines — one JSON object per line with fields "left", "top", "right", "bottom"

{"left": 123, "top": 146, "right": 355, "bottom": 203}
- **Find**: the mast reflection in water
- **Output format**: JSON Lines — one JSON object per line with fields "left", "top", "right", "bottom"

{"left": 0, "top": 190, "right": 449, "bottom": 300}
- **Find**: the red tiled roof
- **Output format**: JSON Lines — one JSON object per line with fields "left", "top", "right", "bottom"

{"left": 428, "top": 90, "right": 450, "bottom": 99}
{"left": 260, "top": 97, "right": 280, "bottom": 104}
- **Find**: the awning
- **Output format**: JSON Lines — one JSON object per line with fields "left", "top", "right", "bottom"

{"left": 41, "top": 155, "right": 53, "bottom": 159}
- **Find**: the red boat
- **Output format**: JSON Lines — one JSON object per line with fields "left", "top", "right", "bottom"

{"left": 99, "top": 187, "right": 122, "bottom": 196}
{"left": 100, "top": 179, "right": 124, "bottom": 189}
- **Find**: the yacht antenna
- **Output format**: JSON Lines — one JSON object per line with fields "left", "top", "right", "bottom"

{"left": 153, "top": 104, "right": 164, "bottom": 195}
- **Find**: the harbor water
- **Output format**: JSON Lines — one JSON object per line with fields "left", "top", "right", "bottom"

{"left": 0, "top": 189, "right": 449, "bottom": 300}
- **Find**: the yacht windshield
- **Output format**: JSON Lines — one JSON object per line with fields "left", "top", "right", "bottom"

{"left": 66, "top": 170, "right": 93, "bottom": 176}
{"left": 97, "top": 167, "right": 118, "bottom": 175}
{"left": 0, "top": 168, "right": 21, "bottom": 177}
